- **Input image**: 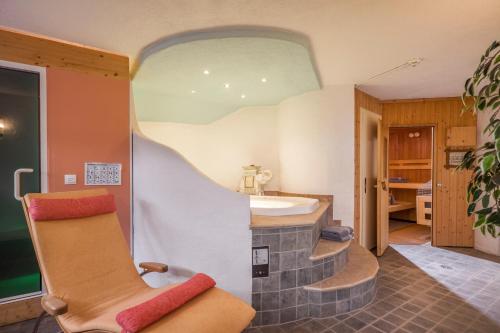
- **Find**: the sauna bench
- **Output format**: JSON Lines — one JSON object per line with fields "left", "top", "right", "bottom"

{"left": 389, "top": 182, "right": 427, "bottom": 190}
{"left": 389, "top": 201, "right": 416, "bottom": 213}
{"left": 250, "top": 202, "right": 330, "bottom": 229}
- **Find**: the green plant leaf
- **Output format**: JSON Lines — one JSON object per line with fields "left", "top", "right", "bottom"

{"left": 473, "top": 188, "right": 483, "bottom": 201}
{"left": 464, "top": 77, "right": 472, "bottom": 92}
{"left": 481, "top": 195, "right": 490, "bottom": 208}
{"left": 467, "top": 202, "right": 476, "bottom": 216}
{"left": 476, "top": 207, "right": 493, "bottom": 215}
{"left": 493, "top": 173, "right": 500, "bottom": 186}
{"left": 462, "top": 40, "right": 499, "bottom": 239}
{"left": 481, "top": 154, "right": 495, "bottom": 173}
{"left": 496, "top": 138, "right": 500, "bottom": 161}
{"left": 487, "top": 224, "right": 496, "bottom": 237}
{"left": 477, "top": 97, "right": 487, "bottom": 111}
{"left": 495, "top": 53, "right": 500, "bottom": 65}
{"left": 468, "top": 80, "right": 475, "bottom": 96}
{"left": 474, "top": 215, "right": 486, "bottom": 229}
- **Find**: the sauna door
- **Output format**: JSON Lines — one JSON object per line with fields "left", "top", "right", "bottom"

{"left": 376, "top": 120, "right": 389, "bottom": 256}
{"left": 0, "top": 65, "right": 42, "bottom": 300}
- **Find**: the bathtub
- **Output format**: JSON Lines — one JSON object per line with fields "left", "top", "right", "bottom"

{"left": 250, "top": 195, "right": 320, "bottom": 216}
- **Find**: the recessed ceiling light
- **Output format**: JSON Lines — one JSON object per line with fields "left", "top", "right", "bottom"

{"left": 261, "top": 77, "right": 267, "bottom": 83}
{"left": 191, "top": 90, "right": 197, "bottom": 94}
{"left": 241, "top": 94, "right": 246, "bottom": 99}
{"left": 203, "top": 69, "right": 210, "bottom": 75}
{"left": 224, "top": 83, "right": 230, "bottom": 88}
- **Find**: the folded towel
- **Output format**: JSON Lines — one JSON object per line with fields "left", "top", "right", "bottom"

{"left": 321, "top": 226, "right": 354, "bottom": 242}
{"left": 29, "top": 194, "right": 116, "bottom": 221}
{"left": 116, "top": 273, "right": 216, "bottom": 333}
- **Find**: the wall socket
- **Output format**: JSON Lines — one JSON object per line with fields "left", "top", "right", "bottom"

{"left": 64, "top": 174, "right": 77, "bottom": 185}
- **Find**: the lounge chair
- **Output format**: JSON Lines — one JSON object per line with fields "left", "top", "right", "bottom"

{"left": 21, "top": 189, "right": 255, "bottom": 333}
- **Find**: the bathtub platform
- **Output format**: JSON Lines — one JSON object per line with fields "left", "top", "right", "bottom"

{"left": 250, "top": 200, "right": 378, "bottom": 327}
{"left": 250, "top": 201, "right": 330, "bottom": 229}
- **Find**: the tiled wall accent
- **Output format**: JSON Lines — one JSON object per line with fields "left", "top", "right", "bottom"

{"left": 251, "top": 217, "right": 351, "bottom": 326}
{"left": 252, "top": 224, "right": 318, "bottom": 326}
{"left": 308, "top": 278, "right": 377, "bottom": 318}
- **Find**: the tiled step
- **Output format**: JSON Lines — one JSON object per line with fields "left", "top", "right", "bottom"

{"left": 305, "top": 243, "right": 379, "bottom": 317}
{"left": 305, "top": 242, "right": 379, "bottom": 291}
{"left": 309, "top": 238, "right": 351, "bottom": 261}
{"left": 308, "top": 239, "right": 350, "bottom": 284}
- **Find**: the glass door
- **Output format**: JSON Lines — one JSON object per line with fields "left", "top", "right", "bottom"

{"left": 0, "top": 66, "right": 41, "bottom": 300}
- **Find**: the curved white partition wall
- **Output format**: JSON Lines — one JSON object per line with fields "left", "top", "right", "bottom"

{"left": 132, "top": 130, "right": 252, "bottom": 302}
{"left": 131, "top": 28, "right": 324, "bottom": 304}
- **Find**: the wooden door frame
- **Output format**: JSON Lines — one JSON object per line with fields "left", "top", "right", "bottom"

{"left": 359, "top": 107, "right": 381, "bottom": 249}
{"left": 0, "top": 60, "right": 47, "bottom": 306}
{"left": 385, "top": 122, "right": 437, "bottom": 247}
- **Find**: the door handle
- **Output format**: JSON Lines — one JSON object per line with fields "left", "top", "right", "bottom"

{"left": 14, "top": 168, "right": 33, "bottom": 201}
{"left": 381, "top": 180, "right": 387, "bottom": 191}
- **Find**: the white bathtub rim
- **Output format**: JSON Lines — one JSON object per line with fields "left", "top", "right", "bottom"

{"left": 250, "top": 195, "right": 320, "bottom": 216}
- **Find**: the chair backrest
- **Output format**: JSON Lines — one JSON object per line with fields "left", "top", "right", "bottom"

{"left": 22, "top": 189, "right": 146, "bottom": 309}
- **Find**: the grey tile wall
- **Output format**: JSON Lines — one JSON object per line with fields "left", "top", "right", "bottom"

{"left": 251, "top": 217, "right": 362, "bottom": 326}
{"left": 307, "top": 278, "right": 377, "bottom": 318}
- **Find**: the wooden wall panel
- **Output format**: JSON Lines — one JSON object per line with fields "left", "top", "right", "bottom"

{"left": 0, "top": 27, "right": 129, "bottom": 79}
{"left": 354, "top": 88, "right": 383, "bottom": 242}
{"left": 0, "top": 296, "right": 41, "bottom": 326}
{"left": 382, "top": 98, "right": 476, "bottom": 247}
{"left": 389, "top": 127, "right": 432, "bottom": 183}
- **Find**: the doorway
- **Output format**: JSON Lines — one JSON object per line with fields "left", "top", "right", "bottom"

{"left": 0, "top": 61, "right": 46, "bottom": 302}
{"left": 359, "top": 108, "right": 381, "bottom": 250}
{"left": 387, "top": 126, "right": 434, "bottom": 245}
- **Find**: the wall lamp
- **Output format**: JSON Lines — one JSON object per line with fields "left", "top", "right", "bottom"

{"left": 0, "top": 118, "right": 4, "bottom": 138}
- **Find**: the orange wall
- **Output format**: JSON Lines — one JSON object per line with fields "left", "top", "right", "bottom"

{"left": 46, "top": 68, "right": 131, "bottom": 242}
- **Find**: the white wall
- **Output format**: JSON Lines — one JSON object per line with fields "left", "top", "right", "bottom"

{"left": 139, "top": 86, "right": 356, "bottom": 227}
{"left": 474, "top": 110, "right": 500, "bottom": 256}
{"left": 133, "top": 132, "right": 252, "bottom": 302}
{"left": 139, "top": 106, "right": 280, "bottom": 191}
{"left": 277, "top": 85, "right": 355, "bottom": 226}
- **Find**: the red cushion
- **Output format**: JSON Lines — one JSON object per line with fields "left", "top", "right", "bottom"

{"left": 29, "top": 194, "right": 116, "bottom": 221}
{"left": 116, "top": 273, "right": 216, "bottom": 333}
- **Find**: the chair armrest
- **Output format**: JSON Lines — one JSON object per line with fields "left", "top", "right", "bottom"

{"left": 139, "top": 262, "right": 168, "bottom": 275}
{"left": 41, "top": 295, "right": 68, "bottom": 316}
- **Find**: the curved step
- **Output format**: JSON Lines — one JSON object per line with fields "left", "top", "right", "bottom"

{"left": 309, "top": 238, "right": 351, "bottom": 261}
{"left": 305, "top": 243, "right": 379, "bottom": 291}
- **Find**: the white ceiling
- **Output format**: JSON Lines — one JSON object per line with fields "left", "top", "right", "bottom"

{"left": 1, "top": 0, "right": 499, "bottom": 100}
{"left": 134, "top": 36, "right": 320, "bottom": 123}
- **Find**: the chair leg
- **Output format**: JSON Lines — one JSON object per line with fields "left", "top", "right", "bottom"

{"left": 32, "top": 311, "right": 64, "bottom": 333}
{"left": 32, "top": 311, "right": 47, "bottom": 333}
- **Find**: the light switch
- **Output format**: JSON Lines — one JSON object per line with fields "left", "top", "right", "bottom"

{"left": 64, "top": 174, "right": 77, "bottom": 185}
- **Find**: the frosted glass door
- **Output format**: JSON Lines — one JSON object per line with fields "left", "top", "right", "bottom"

{"left": 0, "top": 66, "right": 41, "bottom": 300}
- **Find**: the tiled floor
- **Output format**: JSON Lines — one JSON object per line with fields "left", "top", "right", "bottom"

{"left": 2, "top": 243, "right": 500, "bottom": 333}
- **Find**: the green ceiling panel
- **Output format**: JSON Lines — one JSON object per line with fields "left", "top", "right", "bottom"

{"left": 133, "top": 36, "right": 320, "bottom": 124}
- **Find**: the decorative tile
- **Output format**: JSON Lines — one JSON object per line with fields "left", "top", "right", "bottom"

{"left": 279, "top": 288, "right": 297, "bottom": 308}
{"left": 297, "top": 287, "right": 309, "bottom": 305}
{"left": 261, "top": 310, "right": 280, "bottom": 325}
{"left": 262, "top": 234, "right": 280, "bottom": 253}
{"left": 262, "top": 272, "right": 280, "bottom": 292}
{"left": 252, "top": 293, "right": 262, "bottom": 311}
{"left": 279, "top": 251, "right": 297, "bottom": 270}
{"left": 252, "top": 278, "right": 262, "bottom": 292}
{"left": 261, "top": 292, "right": 279, "bottom": 311}
{"left": 311, "top": 263, "right": 324, "bottom": 283}
{"left": 297, "top": 268, "right": 311, "bottom": 287}
{"left": 280, "top": 270, "right": 297, "bottom": 290}
{"left": 297, "top": 231, "right": 312, "bottom": 249}
{"left": 280, "top": 306, "right": 297, "bottom": 323}
{"left": 280, "top": 232, "right": 297, "bottom": 251}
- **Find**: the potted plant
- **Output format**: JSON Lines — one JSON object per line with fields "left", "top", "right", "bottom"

{"left": 459, "top": 41, "right": 499, "bottom": 238}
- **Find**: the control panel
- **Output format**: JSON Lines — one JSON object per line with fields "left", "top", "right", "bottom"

{"left": 252, "top": 246, "right": 269, "bottom": 278}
